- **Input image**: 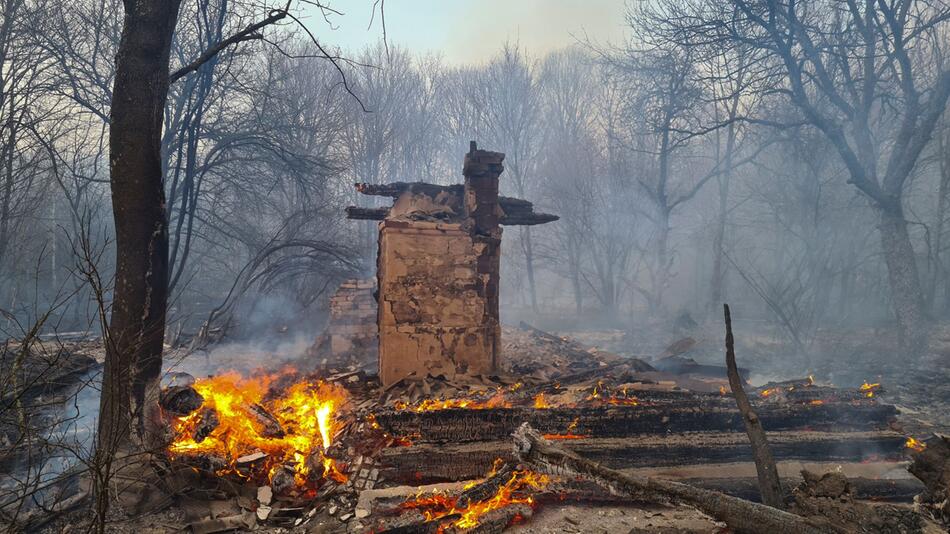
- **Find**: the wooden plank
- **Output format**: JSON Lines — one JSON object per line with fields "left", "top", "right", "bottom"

{"left": 378, "top": 431, "right": 908, "bottom": 485}
{"left": 374, "top": 401, "right": 898, "bottom": 444}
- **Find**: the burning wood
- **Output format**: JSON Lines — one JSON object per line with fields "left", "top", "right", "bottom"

{"left": 153, "top": 321, "right": 939, "bottom": 533}
{"left": 859, "top": 381, "right": 882, "bottom": 398}
{"left": 396, "top": 460, "right": 549, "bottom": 531}
{"left": 245, "top": 402, "right": 285, "bottom": 438}
{"left": 166, "top": 370, "right": 349, "bottom": 491}
{"left": 192, "top": 408, "right": 218, "bottom": 443}
{"left": 906, "top": 436, "right": 928, "bottom": 452}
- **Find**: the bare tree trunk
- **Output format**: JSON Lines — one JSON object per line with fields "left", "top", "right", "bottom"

{"left": 724, "top": 304, "right": 784, "bottom": 509}
{"left": 710, "top": 122, "right": 735, "bottom": 313}
{"left": 0, "top": 92, "right": 15, "bottom": 272}
{"left": 99, "top": 0, "right": 182, "bottom": 459}
{"left": 934, "top": 126, "right": 950, "bottom": 315}
{"left": 521, "top": 226, "right": 539, "bottom": 313}
{"left": 653, "top": 207, "right": 671, "bottom": 313}
{"left": 878, "top": 204, "right": 927, "bottom": 353}
{"left": 710, "top": 183, "right": 728, "bottom": 309}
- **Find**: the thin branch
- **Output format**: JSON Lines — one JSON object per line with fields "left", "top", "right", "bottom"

{"left": 170, "top": 6, "right": 291, "bottom": 84}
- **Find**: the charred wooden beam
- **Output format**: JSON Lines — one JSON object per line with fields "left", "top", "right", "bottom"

{"left": 346, "top": 205, "right": 559, "bottom": 226}
{"left": 356, "top": 182, "right": 462, "bottom": 198}
{"left": 498, "top": 197, "right": 559, "bottom": 225}
{"left": 499, "top": 212, "right": 559, "bottom": 226}
{"left": 512, "top": 423, "right": 839, "bottom": 534}
{"left": 454, "top": 464, "right": 515, "bottom": 509}
{"left": 377, "top": 431, "right": 908, "bottom": 485}
{"left": 346, "top": 206, "right": 389, "bottom": 220}
{"left": 375, "top": 401, "right": 897, "bottom": 444}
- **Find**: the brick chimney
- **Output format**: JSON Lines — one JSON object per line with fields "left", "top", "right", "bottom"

{"left": 463, "top": 141, "right": 505, "bottom": 237}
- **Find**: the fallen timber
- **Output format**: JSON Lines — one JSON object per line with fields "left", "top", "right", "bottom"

{"left": 377, "top": 431, "right": 908, "bottom": 485}
{"left": 513, "top": 423, "right": 840, "bottom": 534}
{"left": 374, "top": 395, "right": 897, "bottom": 445}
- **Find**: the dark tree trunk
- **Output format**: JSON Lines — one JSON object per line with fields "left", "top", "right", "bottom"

{"left": 99, "top": 0, "right": 182, "bottom": 457}
{"left": 878, "top": 204, "right": 927, "bottom": 353}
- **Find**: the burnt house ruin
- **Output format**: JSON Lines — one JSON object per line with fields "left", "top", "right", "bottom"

{"left": 346, "top": 142, "right": 558, "bottom": 386}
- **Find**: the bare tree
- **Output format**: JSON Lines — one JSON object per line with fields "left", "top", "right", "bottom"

{"left": 647, "top": 0, "right": 950, "bottom": 350}
{"left": 475, "top": 44, "right": 545, "bottom": 312}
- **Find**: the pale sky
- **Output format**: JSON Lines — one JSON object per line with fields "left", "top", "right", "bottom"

{"left": 302, "top": 0, "right": 628, "bottom": 64}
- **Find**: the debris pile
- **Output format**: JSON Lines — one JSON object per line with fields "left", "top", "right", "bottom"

{"left": 157, "top": 322, "right": 941, "bottom": 533}
{"left": 309, "top": 278, "right": 378, "bottom": 369}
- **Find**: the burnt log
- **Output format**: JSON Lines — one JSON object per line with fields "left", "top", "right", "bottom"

{"left": 446, "top": 503, "right": 531, "bottom": 534}
{"left": 512, "top": 423, "right": 840, "bottom": 534}
{"left": 377, "top": 431, "right": 908, "bottom": 485}
{"left": 245, "top": 402, "right": 284, "bottom": 438}
{"left": 454, "top": 464, "right": 515, "bottom": 509}
{"left": 375, "top": 399, "right": 897, "bottom": 444}
{"left": 192, "top": 408, "right": 219, "bottom": 443}
{"left": 908, "top": 433, "right": 950, "bottom": 524}
{"left": 653, "top": 355, "right": 750, "bottom": 381}
{"left": 160, "top": 385, "right": 204, "bottom": 416}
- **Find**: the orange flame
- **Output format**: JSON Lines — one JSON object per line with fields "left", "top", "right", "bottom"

{"left": 394, "top": 383, "right": 528, "bottom": 412}
{"left": 402, "top": 464, "right": 550, "bottom": 529}
{"left": 533, "top": 393, "right": 550, "bottom": 409}
{"left": 859, "top": 381, "right": 880, "bottom": 398}
{"left": 905, "top": 437, "right": 926, "bottom": 453}
{"left": 167, "top": 371, "right": 349, "bottom": 487}
{"left": 543, "top": 417, "right": 587, "bottom": 440}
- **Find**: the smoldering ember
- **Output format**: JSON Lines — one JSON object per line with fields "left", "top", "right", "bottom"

{"left": 3, "top": 2, "right": 950, "bottom": 534}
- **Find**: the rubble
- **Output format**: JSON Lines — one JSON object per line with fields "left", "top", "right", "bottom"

{"left": 310, "top": 278, "right": 378, "bottom": 368}
{"left": 152, "top": 315, "right": 945, "bottom": 533}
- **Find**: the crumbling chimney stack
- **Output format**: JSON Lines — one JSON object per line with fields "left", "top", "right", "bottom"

{"left": 463, "top": 141, "right": 504, "bottom": 237}
{"left": 348, "top": 142, "right": 557, "bottom": 386}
